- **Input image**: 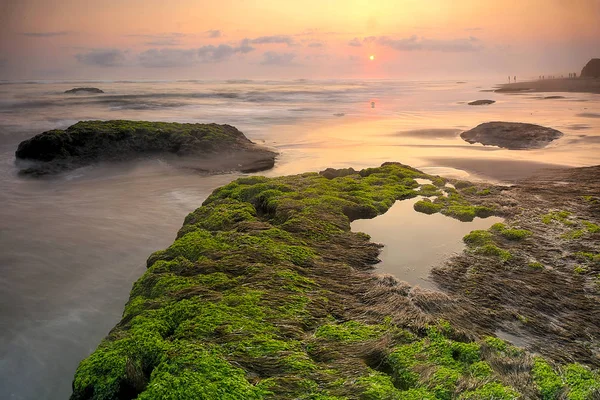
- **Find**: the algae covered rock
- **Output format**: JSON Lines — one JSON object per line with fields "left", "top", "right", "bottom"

{"left": 64, "top": 87, "right": 104, "bottom": 94}
{"left": 15, "top": 120, "right": 277, "bottom": 175}
{"left": 68, "top": 162, "right": 600, "bottom": 400}
{"left": 460, "top": 121, "right": 563, "bottom": 150}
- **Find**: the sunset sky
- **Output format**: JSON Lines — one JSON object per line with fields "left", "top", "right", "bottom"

{"left": 1, "top": 0, "right": 599, "bottom": 80}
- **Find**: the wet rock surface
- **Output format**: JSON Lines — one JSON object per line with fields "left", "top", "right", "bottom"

{"left": 468, "top": 99, "right": 495, "bottom": 105}
{"left": 460, "top": 121, "right": 563, "bottom": 150}
{"left": 64, "top": 87, "right": 104, "bottom": 94}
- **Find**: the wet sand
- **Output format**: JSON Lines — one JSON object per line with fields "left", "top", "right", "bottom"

{"left": 496, "top": 78, "right": 600, "bottom": 94}
{"left": 425, "top": 157, "right": 569, "bottom": 182}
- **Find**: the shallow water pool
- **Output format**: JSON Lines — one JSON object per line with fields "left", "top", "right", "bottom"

{"left": 352, "top": 198, "right": 503, "bottom": 289}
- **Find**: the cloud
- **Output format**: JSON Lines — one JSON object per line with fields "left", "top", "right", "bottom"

{"left": 250, "top": 35, "right": 296, "bottom": 46}
{"left": 139, "top": 48, "right": 198, "bottom": 68}
{"left": 138, "top": 42, "right": 255, "bottom": 68}
{"left": 198, "top": 45, "right": 237, "bottom": 62}
{"left": 261, "top": 51, "right": 296, "bottom": 66}
{"left": 23, "top": 31, "right": 71, "bottom": 37}
{"left": 207, "top": 30, "right": 222, "bottom": 38}
{"left": 307, "top": 42, "right": 324, "bottom": 48}
{"left": 376, "top": 35, "right": 483, "bottom": 52}
{"left": 236, "top": 39, "right": 255, "bottom": 54}
{"left": 75, "top": 49, "right": 127, "bottom": 67}
{"left": 348, "top": 38, "right": 362, "bottom": 47}
{"left": 465, "top": 27, "right": 483, "bottom": 32}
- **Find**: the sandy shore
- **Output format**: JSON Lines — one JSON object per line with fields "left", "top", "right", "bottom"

{"left": 495, "top": 78, "right": 600, "bottom": 94}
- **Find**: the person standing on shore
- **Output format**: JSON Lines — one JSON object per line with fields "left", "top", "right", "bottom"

{"left": 514, "top": 76, "right": 517, "bottom": 83}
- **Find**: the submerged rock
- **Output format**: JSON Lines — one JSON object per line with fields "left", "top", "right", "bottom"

{"left": 468, "top": 99, "right": 495, "bottom": 106}
{"left": 64, "top": 87, "right": 104, "bottom": 94}
{"left": 15, "top": 120, "right": 277, "bottom": 175}
{"left": 460, "top": 122, "right": 563, "bottom": 150}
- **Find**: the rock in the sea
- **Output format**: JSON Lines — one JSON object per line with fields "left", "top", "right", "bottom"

{"left": 460, "top": 122, "right": 563, "bottom": 150}
{"left": 468, "top": 99, "right": 495, "bottom": 106}
{"left": 64, "top": 87, "right": 104, "bottom": 94}
{"left": 581, "top": 58, "right": 600, "bottom": 78}
{"left": 15, "top": 120, "right": 277, "bottom": 175}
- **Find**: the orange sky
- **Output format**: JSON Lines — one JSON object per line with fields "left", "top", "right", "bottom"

{"left": 1, "top": 0, "right": 599, "bottom": 79}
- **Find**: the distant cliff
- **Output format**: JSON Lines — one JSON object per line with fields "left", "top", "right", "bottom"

{"left": 581, "top": 58, "right": 600, "bottom": 78}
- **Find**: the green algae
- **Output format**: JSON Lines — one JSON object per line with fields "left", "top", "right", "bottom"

{"left": 314, "top": 321, "right": 388, "bottom": 343}
{"left": 532, "top": 358, "right": 600, "bottom": 400}
{"left": 70, "top": 163, "right": 599, "bottom": 400}
{"left": 413, "top": 199, "right": 443, "bottom": 214}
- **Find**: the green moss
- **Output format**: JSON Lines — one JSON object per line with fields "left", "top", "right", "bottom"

{"left": 469, "top": 361, "right": 493, "bottom": 378}
{"left": 561, "top": 229, "right": 586, "bottom": 240}
{"left": 499, "top": 228, "right": 532, "bottom": 240}
{"left": 454, "top": 180, "right": 475, "bottom": 189}
{"left": 387, "top": 328, "right": 482, "bottom": 392}
{"left": 575, "top": 252, "right": 600, "bottom": 263}
{"left": 315, "top": 321, "right": 387, "bottom": 343}
{"left": 483, "top": 336, "right": 508, "bottom": 352}
{"left": 476, "top": 244, "right": 512, "bottom": 261}
{"left": 532, "top": 358, "right": 564, "bottom": 400}
{"left": 490, "top": 223, "right": 532, "bottom": 240}
{"left": 563, "top": 363, "right": 600, "bottom": 400}
{"left": 428, "top": 366, "right": 460, "bottom": 400}
{"left": 582, "top": 221, "right": 600, "bottom": 233}
{"left": 463, "top": 230, "right": 493, "bottom": 246}
{"left": 573, "top": 265, "right": 587, "bottom": 275}
{"left": 413, "top": 199, "right": 442, "bottom": 215}
{"left": 582, "top": 195, "right": 599, "bottom": 204}
{"left": 542, "top": 210, "right": 573, "bottom": 225}
{"left": 459, "top": 382, "right": 519, "bottom": 399}
{"left": 418, "top": 184, "right": 443, "bottom": 197}
{"left": 528, "top": 262, "right": 545, "bottom": 270}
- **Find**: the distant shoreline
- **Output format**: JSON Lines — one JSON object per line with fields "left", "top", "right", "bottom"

{"left": 495, "top": 77, "right": 600, "bottom": 94}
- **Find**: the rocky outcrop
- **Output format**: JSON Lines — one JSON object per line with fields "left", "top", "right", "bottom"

{"left": 581, "top": 58, "right": 600, "bottom": 78}
{"left": 468, "top": 100, "right": 495, "bottom": 106}
{"left": 69, "top": 162, "right": 600, "bottom": 400}
{"left": 460, "top": 122, "right": 563, "bottom": 150}
{"left": 15, "top": 120, "right": 277, "bottom": 175}
{"left": 64, "top": 87, "right": 104, "bottom": 94}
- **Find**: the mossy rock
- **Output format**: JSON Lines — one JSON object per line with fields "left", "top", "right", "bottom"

{"left": 15, "top": 120, "right": 277, "bottom": 175}
{"left": 70, "top": 162, "right": 598, "bottom": 400}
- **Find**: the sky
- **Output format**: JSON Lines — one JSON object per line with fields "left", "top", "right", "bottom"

{"left": 0, "top": 0, "right": 599, "bottom": 80}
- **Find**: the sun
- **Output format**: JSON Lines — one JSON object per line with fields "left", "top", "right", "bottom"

{"left": 369, "top": 55, "right": 375, "bottom": 61}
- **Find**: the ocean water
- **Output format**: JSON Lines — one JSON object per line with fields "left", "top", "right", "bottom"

{"left": 0, "top": 79, "right": 599, "bottom": 399}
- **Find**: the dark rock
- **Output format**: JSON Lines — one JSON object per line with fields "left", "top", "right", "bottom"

{"left": 468, "top": 100, "right": 495, "bottom": 106}
{"left": 460, "top": 122, "right": 563, "bottom": 150}
{"left": 64, "top": 87, "right": 104, "bottom": 94}
{"left": 581, "top": 58, "right": 600, "bottom": 78}
{"left": 15, "top": 120, "right": 277, "bottom": 175}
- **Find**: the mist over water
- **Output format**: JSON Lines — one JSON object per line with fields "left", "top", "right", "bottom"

{"left": 0, "top": 79, "right": 599, "bottom": 399}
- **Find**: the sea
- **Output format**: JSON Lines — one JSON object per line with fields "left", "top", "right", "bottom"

{"left": 0, "top": 79, "right": 598, "bottom": 399}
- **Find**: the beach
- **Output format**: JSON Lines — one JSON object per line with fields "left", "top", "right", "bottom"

{"left": 1, "top": 78, "right": 600, "bottom": 399}
{"left": 496, "top": 77, "right": 600, "bottom": 94}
